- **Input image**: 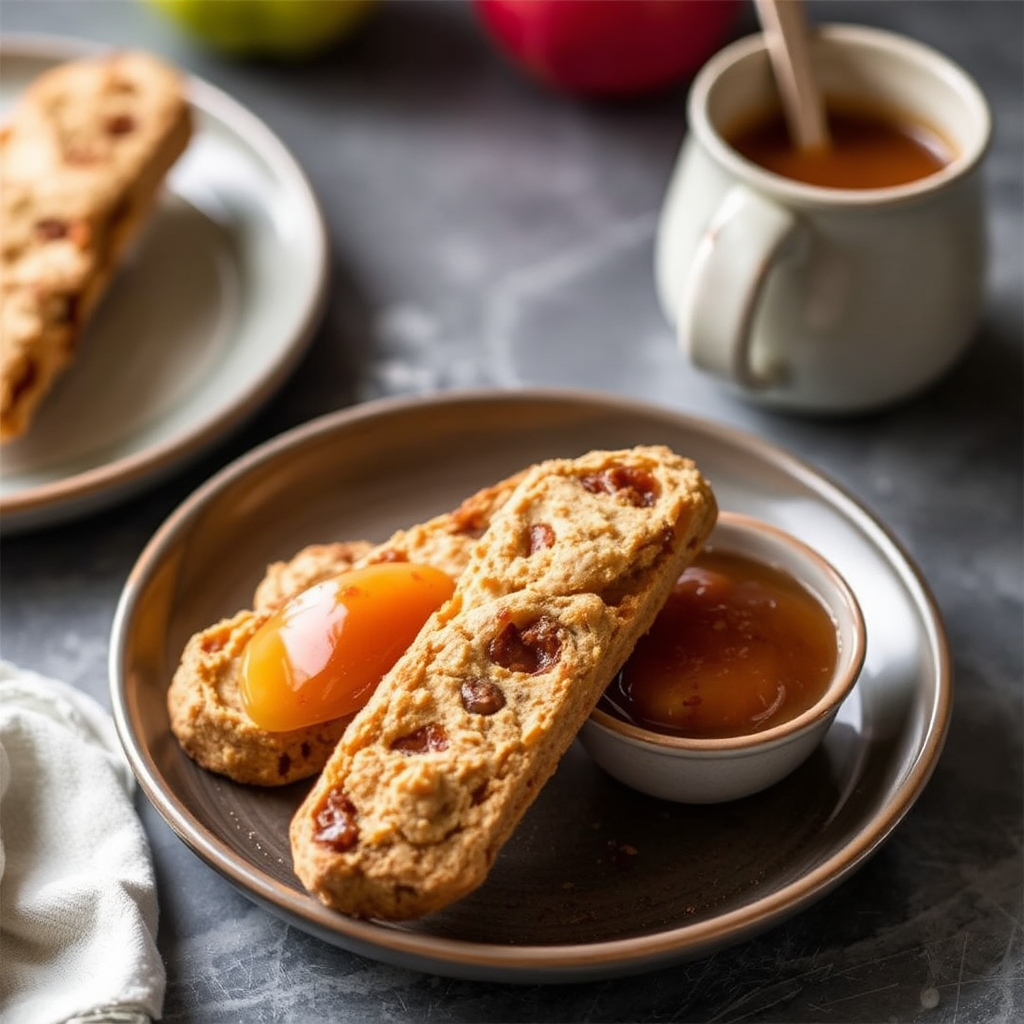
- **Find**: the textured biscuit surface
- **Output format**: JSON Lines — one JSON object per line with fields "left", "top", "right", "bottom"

{"left": 167, "top": 477, "right": 522, "bottom": 786}
{"left": 289, "top": 446, "right": 717, "bottom": 920}
{"left": 1, "top": 51, "right": 192, "bottom": 441}
{"left": 167, "top": 543, "right": 369, "bottom": 788}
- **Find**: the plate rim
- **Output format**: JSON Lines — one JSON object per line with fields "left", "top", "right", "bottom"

{"left": 0, "top": 33, "right": 330, "bottom": 529}
{"left": 110, "top": 387, "right": 953, "bottom": 981}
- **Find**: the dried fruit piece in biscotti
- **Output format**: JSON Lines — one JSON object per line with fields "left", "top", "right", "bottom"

{"left": 289, "top": 445, "right": 717, "bottom": 920}
{"left": 167, "top": 477, "right": 522, "bottom": 786}
{"left": 0, "top": 50, "right": 193, "bottom": 441}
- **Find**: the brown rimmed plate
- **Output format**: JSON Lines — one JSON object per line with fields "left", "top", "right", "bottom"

{"left": 0, "top": 36, "right": 328, "bottom": 533}
{"left": 109, "top": 389, "right": 951, "bottom": 982}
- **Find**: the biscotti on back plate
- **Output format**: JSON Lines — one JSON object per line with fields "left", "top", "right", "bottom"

{"left": 167, "top": 474, "right": 523, "bottom": 787}
{"left": 289, "top": 445, "right": 718, "bottom": 920}
{"left": 0, "top": 50, "right": 192, "bottom": 442}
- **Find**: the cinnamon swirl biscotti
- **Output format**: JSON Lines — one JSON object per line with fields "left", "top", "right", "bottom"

{"left": 167, "top": 473, "right": 523, "bottom": 786}
{"left": 289, "top": 445, "right": 717, "bottom": 920}
{"left": 1, "top": 50, "right": 192, "bottom": 441}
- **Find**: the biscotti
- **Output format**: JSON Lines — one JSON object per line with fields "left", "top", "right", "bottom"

{"left": 167, "top": 544, "right": 369, "bottom": 788}
{"left": 0, "top": 51, "right": 192, "bottom": 441}
{"left": 289, "top": 446, "right": 717, "bottom": 919}
{"left": 252, "top": 472, "right": 525, "bottom": 613}
{"left": 168, "top": 475, "right": 522, "bottom": 786}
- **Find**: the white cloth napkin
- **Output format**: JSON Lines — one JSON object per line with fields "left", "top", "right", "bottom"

{"left": 0, "top": 661, "right": 165, "bottom": 1024}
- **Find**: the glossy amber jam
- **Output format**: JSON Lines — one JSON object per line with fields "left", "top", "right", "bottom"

{"left": 241, "top": 562, "right": 454, "bottom": 732}
{"left": 600, "top": 549, "right": 839, "bottom": 740}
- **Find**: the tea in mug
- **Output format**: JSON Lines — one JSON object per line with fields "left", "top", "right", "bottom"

{"left": 725, "top": 100, "right": 954, "bottom": 189}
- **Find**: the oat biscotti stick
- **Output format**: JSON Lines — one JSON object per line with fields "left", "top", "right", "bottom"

{"left": 167, "top": 542, "right": 369, "bottom": 788}
{"left": 0, "top": 50, "right": 192, "bottom": 441}
{"left": 289, "top": 446, "right": 717, "bottom": 920}
{"left": 167, "top": 475, "right": 523, "bottom": 786}
{"left": 252, "top": 471, "right": 526, "bottom": 612}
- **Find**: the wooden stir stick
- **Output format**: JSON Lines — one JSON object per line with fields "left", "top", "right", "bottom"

{"left": 754, "top": 0, "right": 831, "bottom": 150}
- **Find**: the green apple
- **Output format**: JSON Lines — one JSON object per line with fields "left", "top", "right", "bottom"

{"left": 145, "top": 0, "right": 380, "bottom": 59}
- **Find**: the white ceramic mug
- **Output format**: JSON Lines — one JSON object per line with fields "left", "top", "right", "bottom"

{"left": 654, "top": 24, "right": 991, "bottom": 414}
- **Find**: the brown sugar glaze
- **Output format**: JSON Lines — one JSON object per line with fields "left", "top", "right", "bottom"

{"left": 600, "top": 549, "right": 839, "bottom": 740}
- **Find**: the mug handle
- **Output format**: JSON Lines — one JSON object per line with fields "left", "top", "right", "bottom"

{"left": 678, "top": 186, "right": 805, "bottom": 389}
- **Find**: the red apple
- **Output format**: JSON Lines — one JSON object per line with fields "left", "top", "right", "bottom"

{"left": 472, "top": 0, "right": 742, "bottom": 98}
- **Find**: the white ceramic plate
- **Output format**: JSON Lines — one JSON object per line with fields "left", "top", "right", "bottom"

{"left": 0, "top": 36, "right": 328, "bottom": 532}
{"left": 110, "top": 390, "right": 952, "bottom": 983}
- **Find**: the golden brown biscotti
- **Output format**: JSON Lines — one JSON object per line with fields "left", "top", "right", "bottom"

{"left": 167, "top": 541, "right": 372, "bottom": 787}
{"left": 289, "top": 445, "right": 717, "bottom": 920}
{"left": 252, "top": 472, "right": 525, "bottom": 612}
{"left": 1, "top": 50, "right": 193, "bottom": 441}
{"left": 168, "top": 476, "right": 523, "bottom": 786}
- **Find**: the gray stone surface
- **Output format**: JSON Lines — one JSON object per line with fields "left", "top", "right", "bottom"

{"left": 1, "top": 1, "right": 1020, "bottom": 1021}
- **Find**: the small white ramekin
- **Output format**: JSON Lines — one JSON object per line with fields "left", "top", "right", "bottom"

{"left": 580, "top": 512, "right": 866, "bottom": 803}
